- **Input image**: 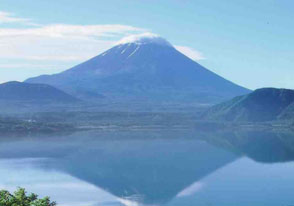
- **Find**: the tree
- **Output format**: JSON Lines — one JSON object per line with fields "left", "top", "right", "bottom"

{"left": 0, "top": 188, "right": 56, "bottom": 206}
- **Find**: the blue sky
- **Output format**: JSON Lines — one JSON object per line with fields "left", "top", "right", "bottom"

{"left": 0, "top": 0, "right": 294, "bottom": 89}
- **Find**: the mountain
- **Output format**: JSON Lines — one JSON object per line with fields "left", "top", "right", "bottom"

{"left": 202, "top": 88, "right": 294, "bottom": 122}
{"left": 0, "top": 81, "right": 78, "bottom": 103}
{"left": 26, "top": 33, "right": 250, "bottom": 103}
{"left": 279, "top": 102, "right": 294, "bottom": 121}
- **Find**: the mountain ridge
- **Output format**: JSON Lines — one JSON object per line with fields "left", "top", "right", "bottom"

{"left": 202, "top": 87, "right": 294, "bottom": 122}
{"left": 0, "top": 81, "right": 79, "bottom": 103}
{"left": 26, "top": 34, "right": 250, "bottom": 103}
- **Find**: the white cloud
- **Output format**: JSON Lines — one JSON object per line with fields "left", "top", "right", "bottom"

{"left": 117, "top": 32, "right": 159, "bottom": 44}
{"left": 175, "top": 45, "right": 205, "bottom": 61}
{"left": 0, "top": 24, "right": 145, "bottom": 62}
{"left": 0, "top": 11, "right": 34, "bottom": 25}
{"left": 0, "top": 24, "right": 144, "bottom": 39}
{"left": 116, "top": 32, "right": 172, "bottom": 47}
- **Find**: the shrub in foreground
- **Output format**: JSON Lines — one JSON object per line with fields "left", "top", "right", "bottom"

{"left": 0, "top": 188, "right": 56, "bottom": 206}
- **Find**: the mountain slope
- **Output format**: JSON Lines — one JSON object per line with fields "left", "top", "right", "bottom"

{"left": 202, "top": 88, "right": 294, "bottom": 122}
{"left": 0, "top": 81, "right": 78, "bottom": 103}
{"left": 279, "top": 102, "right": 294, "bottom": 121}
{"left": 26, "top": 34, "right": 250, "bottom": 103}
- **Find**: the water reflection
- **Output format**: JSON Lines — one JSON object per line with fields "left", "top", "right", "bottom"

{"left": 202, "top": 129, "right": 294, "bottom": 163}
{"left": 0, "top": 128, "right": 294, "bottom": 206}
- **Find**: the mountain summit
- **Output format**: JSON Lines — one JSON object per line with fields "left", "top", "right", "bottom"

{"left": 26, "top": 33, "right": 250, "bottom": 103}
{"left": 116, "top": 32, "right": 173, "bottom": 47}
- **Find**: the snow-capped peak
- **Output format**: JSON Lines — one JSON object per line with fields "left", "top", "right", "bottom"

{"left": 116, "top": 33, "right": 173, "bottom": 47}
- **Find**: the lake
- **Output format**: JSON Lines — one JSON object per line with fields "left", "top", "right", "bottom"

{"left": 1, "top": 129, "right": 294, "bottom": 206}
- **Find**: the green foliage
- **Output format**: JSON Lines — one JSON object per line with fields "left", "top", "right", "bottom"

{"left": 0, "top": 188, "right": 56, "bottom": 206}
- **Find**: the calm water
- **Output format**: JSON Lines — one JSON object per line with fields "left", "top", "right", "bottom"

{"left": 1, "top": 129, "right": 294, "bottom": 206}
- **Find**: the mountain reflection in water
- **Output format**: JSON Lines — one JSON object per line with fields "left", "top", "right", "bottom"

{"left": 0, "top": 128, "right": 294, "bottom": 206}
